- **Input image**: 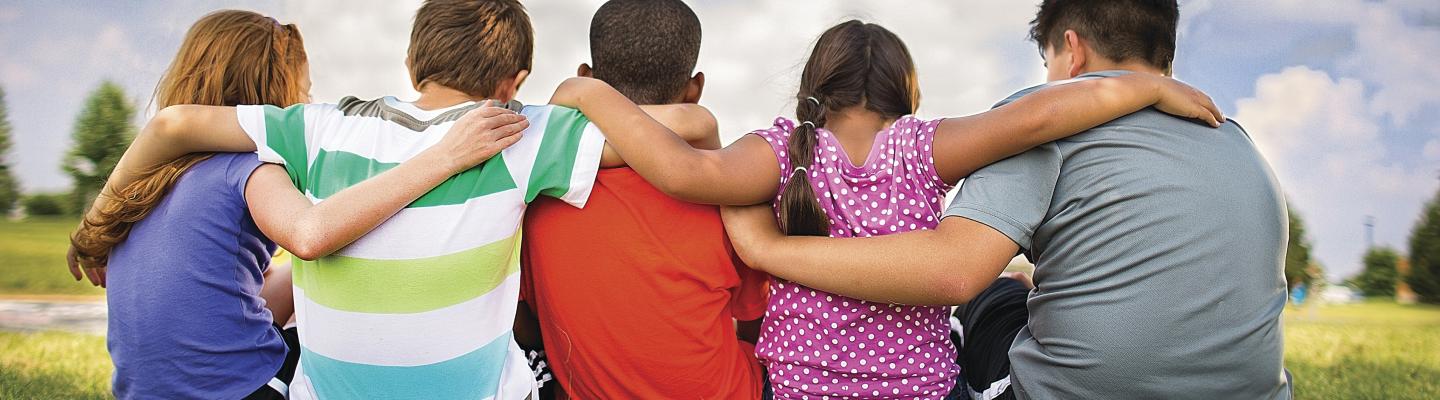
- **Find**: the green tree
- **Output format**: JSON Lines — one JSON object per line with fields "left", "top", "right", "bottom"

{"left": 1349, "top": 246, "right": 1400, "bottom": 298}
{"left": 1285, "top": 207, "right": 1317, "bottom": 289}
{"left": 22, "top": 193, "right": 68, "bottom": 216}
{"left": 0, "top": 86, "right": 20, "bottom": 216}
{"left": 62, "top": 81, "right": 135, "bottom": 214}
{"left": 1409, "top": 188, "right": 1440, "bottom": 304}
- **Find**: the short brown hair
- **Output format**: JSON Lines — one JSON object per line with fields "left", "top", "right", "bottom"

{"left": 408, "top": 0, "right": 533, "bottom": 97}
{"left": 1030, "top": 0, "right": 1178, "bottom": 73}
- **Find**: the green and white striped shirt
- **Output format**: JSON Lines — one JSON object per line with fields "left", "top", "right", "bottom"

{"left": 237, "top": 96, "right": 603, "bottom": 400}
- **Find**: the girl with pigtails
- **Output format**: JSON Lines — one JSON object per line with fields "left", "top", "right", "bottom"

{"left": 549, "top": 19, "right": 1221, "bottom": 399}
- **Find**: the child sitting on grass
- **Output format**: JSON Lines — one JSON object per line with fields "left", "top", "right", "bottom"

{"left": 517, "top": 1, "right": 768, "bottom": 399}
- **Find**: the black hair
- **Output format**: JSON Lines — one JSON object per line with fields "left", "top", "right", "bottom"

{"left": 589, "top": 0, "right": 702, "bottom": 104}
{"left": 1030, "top": 0, "right": 1179, "bottom": 73}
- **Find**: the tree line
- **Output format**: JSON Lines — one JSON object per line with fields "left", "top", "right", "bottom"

{"left": 0, "top": 81, "right": 133, "bottom": 218}
{"left": 0, "top": 81, "right": 1438, "bottom": 304}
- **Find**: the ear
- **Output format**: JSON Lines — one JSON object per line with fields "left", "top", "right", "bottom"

{"left": 491, "top": 69, "right": 530, "bottom": 102}
{"left": 1064, "top": 30, "right": 1086, "bottom": 79}
{"left": 681, "top": 71, "right": 705, "bottom": 104}
{"left": 577, "top": 63, "right": 593, "bottom": 78}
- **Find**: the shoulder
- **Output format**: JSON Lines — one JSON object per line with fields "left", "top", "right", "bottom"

{"left": 749, "top": 117, "right": 796, "bottom": 143}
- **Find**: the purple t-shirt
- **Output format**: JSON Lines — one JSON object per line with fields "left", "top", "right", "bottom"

{"left": 107, "top": 153, "right": 282, "bottom": 400}
{"left": 750, "top": 117, "right": 958, "bottom": 399}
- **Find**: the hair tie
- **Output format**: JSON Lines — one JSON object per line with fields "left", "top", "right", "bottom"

{"left": 800, "top": 121, "right": 816, "bottom": 129}
{"left": 791, "top": 166, "right": 809, "bottom": 176}
{"left": 805, "top": 96, "right": 821, "bottom": 106}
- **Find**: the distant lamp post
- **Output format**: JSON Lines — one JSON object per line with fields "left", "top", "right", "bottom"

{"left": 1364, "top": 215, "right": 1375, "bottom": 249}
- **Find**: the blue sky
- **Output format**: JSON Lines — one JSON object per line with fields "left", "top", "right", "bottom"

{"left": 1, "top": 0, "right": 1436, "bottom": 280}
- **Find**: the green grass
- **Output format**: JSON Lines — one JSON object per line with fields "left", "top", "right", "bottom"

{"left": 1284, "top": 301, "right": 1440, "bottom": 399}
{"left": 0, "top": 218, "right": 104, "bottom": 297}
{"left": 0, "top": 331, "right": 109, "bottom": 399}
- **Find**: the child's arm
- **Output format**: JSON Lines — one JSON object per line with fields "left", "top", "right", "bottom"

{"left": 550, "top": 77, "right": 779, "bottom": 206}
{"left": 720, "top": 203, "right": 1016, "bottom": 306}
{"left": 243, "top": 104, "right": 527, "bottom": 260}
{"left": 598, "top": 105, "right": 723, "bottom": 167}
{"left": 67, "top": 104, "right": 525, "bottom": 283}
{"left": 930, "top": 74, "right": 1222, "bottom": 184}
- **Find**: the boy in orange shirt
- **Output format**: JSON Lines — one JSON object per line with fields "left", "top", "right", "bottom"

{"left": 516, "top": 0, "right": 769, "bottom": 399}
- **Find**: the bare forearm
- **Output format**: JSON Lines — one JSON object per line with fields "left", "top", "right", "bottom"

{"left": 276, "top": 152, "right": 457, "bottom": 259}
{"left": 1018, "top": 74, "right": 1160, "bottom": 141}
{"left": 745, "top": 231, "right": 984, "bottom": 306}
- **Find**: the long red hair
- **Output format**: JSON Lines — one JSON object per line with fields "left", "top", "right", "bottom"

{"left": 71, "top": 10, "right": 308, "bottom": 269}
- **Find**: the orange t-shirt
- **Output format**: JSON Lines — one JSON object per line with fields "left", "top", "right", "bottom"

{"left": 521, "top": 167, "right": 769, "bottom": 400}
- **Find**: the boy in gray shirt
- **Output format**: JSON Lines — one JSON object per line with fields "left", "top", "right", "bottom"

{"left": 720, "top": 1, "right": 1292, "bottom": 399}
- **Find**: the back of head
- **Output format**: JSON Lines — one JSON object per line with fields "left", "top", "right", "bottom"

{"left": 588, "top": 0, "right": 702, "bottom": 105}
{"left": 156, "top": 9, "right": 309, "bottom": 108}
{"left": 1029, "top": 0, "right": 1179, "bottom": 73}
{"left": 778, "top": 20, "right": 920, "bottom": 236}
{"left": 409, "top": 0, "right": 534, "bottom": 97}
{"left": 74, "top": 9, "right": 310, "bottom": 269}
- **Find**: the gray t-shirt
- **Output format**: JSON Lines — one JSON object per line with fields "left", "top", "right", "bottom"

{"left": 946, "top": 71, "right": 1293, "bottom": 399}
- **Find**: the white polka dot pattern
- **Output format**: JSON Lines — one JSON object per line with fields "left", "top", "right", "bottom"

{"left": 749, "top": 116, "right": 958, "bottom": 399}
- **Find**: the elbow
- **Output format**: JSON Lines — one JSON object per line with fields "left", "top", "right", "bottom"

{"left": 283, "top": 229, "right": 332, "bottom": 261}
{"left": 286, "top": 243, "right": 324, "bottom": 262}
{"left": 145, "top": 105, "right": 186, "bottom": 141}
{"left": 926, "top": 269, "right": 979, "bottom": 306}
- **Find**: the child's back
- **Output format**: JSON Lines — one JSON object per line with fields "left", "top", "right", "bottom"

{"left": 241, "top": 96, "right": 603, "bottom": 400}
{"left": 519, "top": 1, "right": 769, "bottom": 398}
{"left": 239, "top": 2, "right": 606, "bottom": 398}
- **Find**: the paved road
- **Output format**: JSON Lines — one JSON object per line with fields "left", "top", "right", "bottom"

{"left": 0, "top": 299, "right": 106, "bottom": 334}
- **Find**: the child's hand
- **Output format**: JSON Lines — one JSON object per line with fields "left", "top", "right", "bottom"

{"left": 428, "top": 100, "right": 528, "bottom": 175}
{"left": 66, "top": 243, "right": 106, "bottom": 288}
{"left": 721, "top": 204, "right": 783, "bottom": 270}
{"left": 1150, "top": 76, "right": 1224, "bottom": 127}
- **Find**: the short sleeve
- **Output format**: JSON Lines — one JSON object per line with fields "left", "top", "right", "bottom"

{"left": 943, "top": 144, "right": 1061, "bottom": 251}
{"left": 745, "top": 118, "right": 797, "bottom": 198}
{"left": 223, "top": 153, "right": 266, "bottom": 199}
{"left": 236, "top": 104, "right": 312, "bottom": 189}
{"left": 727, "top": 249, "right": 770, "bottom": 321}
{"left": 910, "top": 117, "right": 952, "bottom": 192}
{"left": 523, "top": 106, "right": 605, "bottom": 208}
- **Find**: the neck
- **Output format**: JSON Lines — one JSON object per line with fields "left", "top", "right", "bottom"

{"left": 824, "top": 106, "right": 896, "bottom": 167}
{"left": 825, "top": 107, "right": 892, "bottom": 134}
{"left": 413, "top": 82, "right": 488, "bottom": 111}
{"left": 1078, "top": 58, "right": 1168, "bottom": 77}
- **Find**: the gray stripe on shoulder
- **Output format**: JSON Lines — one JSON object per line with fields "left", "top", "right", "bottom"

{"left": 336, "top": 96, "right": 526, "bottom": 132}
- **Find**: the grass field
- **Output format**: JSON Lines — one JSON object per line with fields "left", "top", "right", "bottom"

{"left": 0, "top": 331, "right": 109, "bottom": 399}
{"left": 0, "top": 219, "right": 1436, "bottom": 398}
{"left": 0, "top": 218, "right": 103, "bottom": 298}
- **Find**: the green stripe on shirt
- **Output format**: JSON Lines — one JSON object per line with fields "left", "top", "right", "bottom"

{"left": 263, "top": 104, "right": 310, "bottom": 188}
{"left": 307, "top": 150, "right": 518, "bottom": 207}
{"left": 291, "top": 230, "right": 522, "bottom": 314}
{"left": 525, "top": 106, "right": 590, "bottom": 202}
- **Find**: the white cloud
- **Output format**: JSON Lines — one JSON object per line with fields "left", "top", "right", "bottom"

{"left": 1425, "top": 139, "right": 1440, "bottom": 161}
{"left": 1235, "top": 66, "right": 1435, "bottom": 279}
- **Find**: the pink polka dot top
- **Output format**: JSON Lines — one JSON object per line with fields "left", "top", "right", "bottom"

{"left": 750, "top": 116, "right": 958, "bottom": 399}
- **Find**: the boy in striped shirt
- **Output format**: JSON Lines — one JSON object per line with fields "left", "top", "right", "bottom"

{"left": 116, "top": 0, "right": 715, "bottom": 398}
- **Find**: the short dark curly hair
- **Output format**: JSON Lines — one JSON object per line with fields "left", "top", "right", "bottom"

{"left": 588, "top": 0, "right": 702, "bottom": 105}
{"left": 1030, "top": 0, "right": 1179, "bottom": 73}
